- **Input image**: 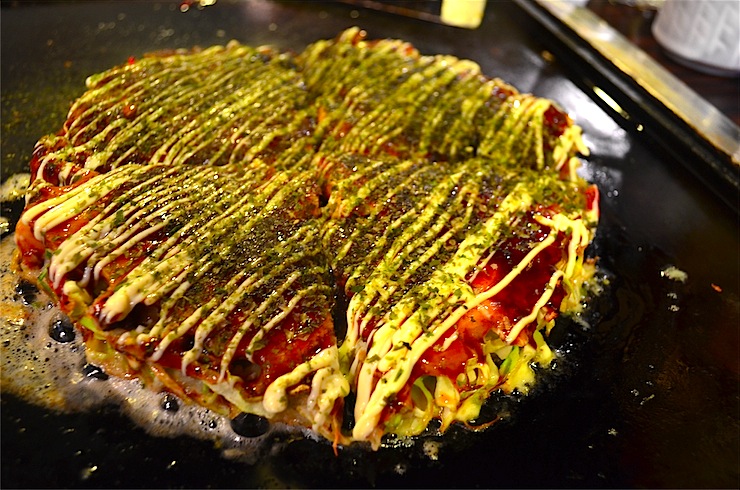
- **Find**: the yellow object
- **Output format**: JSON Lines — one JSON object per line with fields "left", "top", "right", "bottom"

{"left": 441, "top": 0, "right": 487, "bottom": 29}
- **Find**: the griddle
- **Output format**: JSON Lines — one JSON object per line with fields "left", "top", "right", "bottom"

{"left": 2, "top": 1, "right": 738, "bottom": 488}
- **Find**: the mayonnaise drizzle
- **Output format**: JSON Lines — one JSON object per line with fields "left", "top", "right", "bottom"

{"left": 17, "top": 27, "right": 598, "bottom": 446}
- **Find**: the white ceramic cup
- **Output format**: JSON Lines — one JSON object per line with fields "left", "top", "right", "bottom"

{"left": 652, "top": 0, "right": 740, "bottom": 76}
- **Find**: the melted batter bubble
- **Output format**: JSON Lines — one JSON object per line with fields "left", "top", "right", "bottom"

{"left": 49, "top": 316, "right": 76, "bottom": 343}
{"left": 161, "top": 393, "right": 180, "bottom": 413}
{"left": 82, "top": 363, "right": 110, "bottom": 381}
{"left": 13, "top": 279, "right": 38, "bottom": 306}
{"left": 231, "top": 412, "right": 271, "bottom": 438}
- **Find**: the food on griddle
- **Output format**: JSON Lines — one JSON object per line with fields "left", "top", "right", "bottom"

{"left": 13, "top": 27, "right": 599, "bottom": 449}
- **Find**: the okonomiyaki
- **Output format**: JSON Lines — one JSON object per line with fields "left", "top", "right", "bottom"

{"left": 11, "top": 28, "right": 599, "bottom": 450}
